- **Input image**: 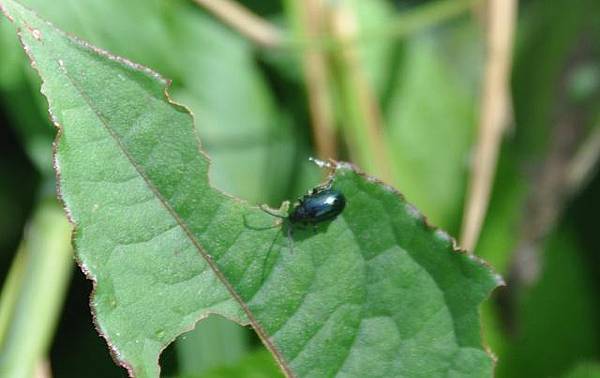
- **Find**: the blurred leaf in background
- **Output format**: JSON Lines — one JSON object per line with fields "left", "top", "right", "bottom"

{"left": 385, "top": 19, "right": 482, "bottom": 234}
{"left": 497, "top": 228, "right": 600, "bottom": 377}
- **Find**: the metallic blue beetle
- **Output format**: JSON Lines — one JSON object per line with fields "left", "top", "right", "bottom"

{"left": 289, "top": 188, "right": 346, "bottom": 225}
{"left": 261, "top": 186, "right": 346, "bottom": 251}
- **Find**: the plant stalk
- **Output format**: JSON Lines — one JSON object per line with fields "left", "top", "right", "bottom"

{"left": 460, "top": 0, "right": 517, "bottom": 252}
{"left": 0, "top": 199, "right": 73, "bottom": 378}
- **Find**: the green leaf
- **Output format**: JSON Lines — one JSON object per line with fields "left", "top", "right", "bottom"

{"left": 384, "top": 21, "right": 482, "bottom": 232}
{"left": 1, "top": 2, "right": 288, "bottom": 369}
{"left": 0, "top": 1, "right": 501, "bottom": 377}
{"left": 0, "top": 17, "right": 22, "bottom": 88}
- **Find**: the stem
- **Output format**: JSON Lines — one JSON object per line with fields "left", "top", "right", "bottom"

{"left": 460, "top": 0, "right": 517, "bottom": 252}
{"left": 566, "top": 125, "right": 600, "bottom": 194}
{"left": 282, "top": 0, "right": 483, "bottom": 52}
{"left": 329, "top": 3, "right": 393, "bottom": 183}
{"left": 194, "top": 0, "right": 482, "bottom": 53}
{"left": 191, "top": 0, "right": 283, "bottom": 47}
{"left": 284, "top": 0, "right": 337, "bottom": 160}
{"left": 0, "top": 243, "right": 27, "bottom": 343}
{"left": 0, "top": 199, "right": 73, "bottom": 378}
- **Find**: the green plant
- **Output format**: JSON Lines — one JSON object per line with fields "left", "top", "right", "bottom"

{"left": 1, "top": 0, "right": 599, "bottom": 377}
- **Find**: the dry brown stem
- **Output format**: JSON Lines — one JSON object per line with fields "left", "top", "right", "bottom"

{"left": 191, "top": 0, "right": 283, "bottom": 47}
{"left": 329, "top": 4, "right": 393, "bottom": 183}
{"left": 460, "top": 0, "right": 517, "bottom": 252}
{"left": 298, "top": 0, "right": 337, "bottom": 159}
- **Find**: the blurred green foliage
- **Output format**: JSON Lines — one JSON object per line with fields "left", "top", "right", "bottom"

{"left": 0, "top": 0, "right": 599, "bottom": 377}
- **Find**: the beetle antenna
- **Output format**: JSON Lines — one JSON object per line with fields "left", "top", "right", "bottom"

{"left": 260, "top": 204, "right": 287, "bottom": 219}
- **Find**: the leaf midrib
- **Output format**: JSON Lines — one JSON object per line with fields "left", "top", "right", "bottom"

{"left": 12, "top": 10, "right": 294, "bottom": 376}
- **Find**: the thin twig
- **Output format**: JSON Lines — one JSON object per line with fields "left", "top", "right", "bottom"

{"left": 566, "top": 125, "right": 600, "bottom": 194}
{"left": 191, "top": 0, "right": 283, "bottom": 47}
{"left": 287, "top": 0, "right": 482, "bottom": 52}
{"left": 297, "top": 0, "right": 337, "bottom": 159}
{"left": 193, "top": 0, "right": 481, "bottom": 53}
{"left": 511, "top": 116, "right": 582, "bottom": 286}
{"left": 460, "top": 0, "right": 517, "bottom": 252}
{"left": 509, "top": 124, "right": 600, "bottom": 288}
